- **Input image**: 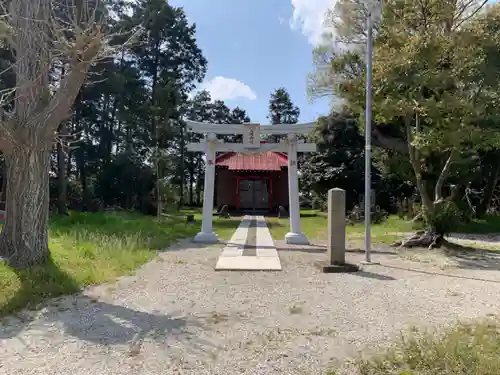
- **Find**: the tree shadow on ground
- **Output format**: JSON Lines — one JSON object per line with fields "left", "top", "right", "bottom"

{"left": 0, "top": 256, "right": 80, "bottom": 317}
{"left": 380, "top": 264, "right": 500, "bottom": 284}
{"left": 275, "top": 242, "right": 327, "bottom": 254}
{"left": 440, "top": 242, "right": 500, "bottom": 271}
{"left": 0, "top": 259, "right": 213, "bottom": 358}
{"left": 352, "top": 270, "right": 397, "bottom": 281}
{"left": 346, "top": 247, "right": 398, "bottom": 255}
{"left": 447, "top": 233, "right": 500, "bottom": 243}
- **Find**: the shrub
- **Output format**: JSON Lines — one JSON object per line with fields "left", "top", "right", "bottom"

{"left": 347, "top": 205, "right": 388, "bottom": 225}
{"left": 423, "top": 200, "right": 461, "bottom": 235}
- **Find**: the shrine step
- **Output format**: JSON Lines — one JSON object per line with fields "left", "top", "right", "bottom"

{"left": 215, "top": 215, "right": 282, "bottom": 271}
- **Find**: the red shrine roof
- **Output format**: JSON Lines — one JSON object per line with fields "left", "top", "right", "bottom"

{"left": 216, "top": 152, "right": 288, "bottom": 171}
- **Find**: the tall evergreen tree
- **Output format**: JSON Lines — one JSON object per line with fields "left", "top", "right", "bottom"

{"left": 268, "top": 88, "right": 300, "bottom": 125}
{"left": 267, "top": 88, "right": 300, "bottom": 142}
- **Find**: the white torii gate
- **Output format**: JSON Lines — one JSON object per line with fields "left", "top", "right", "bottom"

{"left": 186, "top": 121, "right": 317, "bottom": 245}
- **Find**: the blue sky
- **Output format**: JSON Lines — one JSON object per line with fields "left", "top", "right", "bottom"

{"left": 169, "top": 0, "right": 334, "bottom": 124}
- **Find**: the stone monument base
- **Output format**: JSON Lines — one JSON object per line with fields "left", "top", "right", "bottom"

{"left": 315, "top": 261, "right": 360, "bottom": 273}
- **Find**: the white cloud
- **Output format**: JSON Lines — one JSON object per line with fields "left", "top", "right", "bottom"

{"left": 200, "top": 76, "right": 257, "bottom": 101}
{"left": 290, "top": 0, "right": 338, "bottom": 46}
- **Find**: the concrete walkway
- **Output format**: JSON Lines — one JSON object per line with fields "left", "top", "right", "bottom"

{"left": 215, "top": 215, "right": 282, "bottom": 271}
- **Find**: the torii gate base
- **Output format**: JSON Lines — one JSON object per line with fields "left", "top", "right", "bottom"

{"left": 187, "top": 121, "right": 317, "bottom": 246}
{"left": 284, "top": 232, "right": 309, "bottom": 245}
{"left": 194, "top": 232, "right": 219, "bottom": 244}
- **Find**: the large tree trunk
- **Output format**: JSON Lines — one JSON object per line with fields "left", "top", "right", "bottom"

{"left": 0, "top": 146, "right": 51, "bottom": 268}
{"left": 393, "top": 114, "right": 454, "bottom": 249}
{"left": 3, "top": 0, "right": 106, "bottom": 268}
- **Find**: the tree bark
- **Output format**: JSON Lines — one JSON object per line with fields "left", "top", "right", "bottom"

{"left": 390, "top": 114, "right": 444, "bottom": 249}
{"left": 405, "top": 114, "right": 433, "bottom": 212}
{"left": 0, "top": 146, "right": 51, "bottom": 268}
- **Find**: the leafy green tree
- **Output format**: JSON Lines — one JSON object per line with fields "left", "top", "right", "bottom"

{"left": 301, "top": 112, "right": 366, "bottom": 210}
{"left": 310, "top": 0, "right": 500, "bottom": 246}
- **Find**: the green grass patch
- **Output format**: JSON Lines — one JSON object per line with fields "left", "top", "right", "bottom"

{"left": 266, "top": 213, "right": 327, "bottom": 240}
{"left": 458, "top": 215, "right": 500, "bottom": 234}
{"left": 340, "top": 319, "right": 500, "bottom": 375}
{"left": 0, "top": 211, "right": 240, "bottom": 316}
{"left": 267, "top": 212, "right": 421, "bottom": 245}
{"left": 269, "top": 211, "right": 500, "bottom": 246}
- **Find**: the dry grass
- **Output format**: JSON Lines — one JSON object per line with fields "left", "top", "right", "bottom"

{"left": 337, "top": 319, "right": 500, "bottom": 375}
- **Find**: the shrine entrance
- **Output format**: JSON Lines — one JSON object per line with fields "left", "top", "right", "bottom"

{"left": 186, "top": 120, "right": 317, "bottom": 245}
{"left": 238, "top": 177, "right": 270, "bottom": 211}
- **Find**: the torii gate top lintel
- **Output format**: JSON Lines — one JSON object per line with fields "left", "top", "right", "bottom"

{"left": 185, "top": 120, "right": 317, "bottom": 135}
{"left": 186, "top": 120, "right": 317, "bottom": 153}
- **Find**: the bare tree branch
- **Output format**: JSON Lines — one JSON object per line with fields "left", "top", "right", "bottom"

{"left": 453, "top": 0, "right": 489, "bottom": 30}
{"left": 434, "top": 150, "right": 455, "bottom": 202}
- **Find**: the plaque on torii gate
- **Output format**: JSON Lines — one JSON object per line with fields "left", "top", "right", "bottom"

{"left": 186, "top": 120, "right": 317, "bottom": 245}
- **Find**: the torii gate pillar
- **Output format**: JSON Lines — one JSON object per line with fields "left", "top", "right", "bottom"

{"left": 284, "top": 133, "right": 308, "bottom": 245}
{"left": 194, "top": 132, "right": 219, "bottom": 244}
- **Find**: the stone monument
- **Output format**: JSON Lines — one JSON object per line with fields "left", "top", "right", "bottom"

{"left": 316, "top": 188, "right": 359, "bottom": 273}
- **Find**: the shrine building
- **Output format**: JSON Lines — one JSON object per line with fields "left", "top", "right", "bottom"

{"left": 215, "top": 150, "right": 289, "bottom": 213}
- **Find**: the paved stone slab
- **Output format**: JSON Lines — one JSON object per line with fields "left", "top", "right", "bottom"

{"left": 215, "top": 215, "right": 282, "bottom": 271}
{"left": 215, "top": 256, "right": 282, "bottom": 271}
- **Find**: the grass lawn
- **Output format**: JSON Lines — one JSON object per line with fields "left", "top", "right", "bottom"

{"left": 0, "top": 211, "right": 240, "bottom": 316}
{"left": 332, "top": 319, "right": 500, "bottom": 375}
{"left": 266, "top": 212, "right": 419, "bottom": 245}
{"left": 459, "top": 215, "right": 500, "bottom": 234}
{"left": 268, "top": 211, "right": 500, "bottom": 247}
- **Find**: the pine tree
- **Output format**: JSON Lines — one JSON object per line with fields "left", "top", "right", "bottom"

{"left": 267, "top": 88, "right": 300, "bottom": 142}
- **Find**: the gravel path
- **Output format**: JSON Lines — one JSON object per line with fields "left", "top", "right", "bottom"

{"left": 1, "top": 240, "right": 500, "bottom": 375}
